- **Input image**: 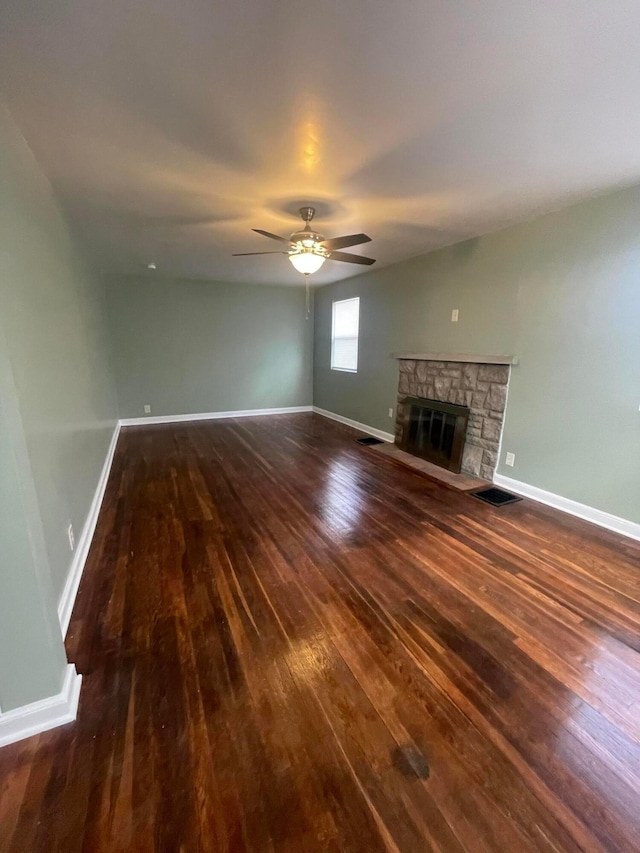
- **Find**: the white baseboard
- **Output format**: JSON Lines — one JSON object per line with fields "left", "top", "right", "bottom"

{"left": 58, "top": 422, "right": 121, "bottom": 637}
{"left": 119, "top": 405, "right": 313, "bottom": 427}
{"left": 0, "top": 664, "right": 82, "bottom": 747}
{"left": 312, "top": 406, "right": 395, "bottom": 443}
{"left": 494, "top": 474, "right": 640, "bottom": 542}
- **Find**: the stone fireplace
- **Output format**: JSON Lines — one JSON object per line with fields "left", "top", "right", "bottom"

{"left": 393, "top": 353, "right": 515, "bottom": 480}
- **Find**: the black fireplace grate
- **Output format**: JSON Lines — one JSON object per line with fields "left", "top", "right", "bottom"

{"left": 356, "top": 436, "right": 385, "bottom": 446}
{"left": 401, "top": 396, "right": 469, "bottom": 473}
{"left": 472, "top": 487, "right": 522, "bottom": 507}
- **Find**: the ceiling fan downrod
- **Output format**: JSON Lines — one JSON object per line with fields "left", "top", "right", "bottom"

{"left": 299, "top": 206, "right": 316, "bottom": 227}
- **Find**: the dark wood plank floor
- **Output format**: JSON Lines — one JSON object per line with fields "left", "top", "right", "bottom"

{"left": 1, "top": 413, "right": 640, "bottom": 852}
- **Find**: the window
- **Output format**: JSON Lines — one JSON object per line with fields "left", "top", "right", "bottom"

{"left": 331, "top": 297, "right": 360, "bottom": 372}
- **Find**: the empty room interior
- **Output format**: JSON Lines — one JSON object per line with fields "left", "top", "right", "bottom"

{"left": 1, "top": 2, "right": 640, "bottom": 851}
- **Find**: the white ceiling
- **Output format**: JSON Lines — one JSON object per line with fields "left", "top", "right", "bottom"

{"left": 2, "top": 0, "right": 640, "bottom": 285}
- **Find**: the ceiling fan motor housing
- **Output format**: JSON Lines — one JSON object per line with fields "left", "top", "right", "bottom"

{"left": 289, "top": 228, "right": 326, "bottom": 249}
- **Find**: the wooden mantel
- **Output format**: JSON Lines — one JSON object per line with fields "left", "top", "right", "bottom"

{"left": 391, "top": 352, "right": 518, "bottom": 365}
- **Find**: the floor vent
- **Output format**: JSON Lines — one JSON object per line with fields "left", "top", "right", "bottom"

{"left": 472, "top": 487, "right": 522, "bottom": 507}
{"left": 356, "top": 436, "right": 385, "bottom": 446}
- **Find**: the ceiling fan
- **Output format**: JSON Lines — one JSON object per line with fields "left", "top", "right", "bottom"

{"left": 233, "top": 206, "right": 375, "bottom": 276}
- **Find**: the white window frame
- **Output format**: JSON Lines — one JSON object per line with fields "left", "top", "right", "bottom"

{"left": 331, "top": 297, "right": 360, "bottom": 373}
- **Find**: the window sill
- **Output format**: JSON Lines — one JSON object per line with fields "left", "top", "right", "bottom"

{"left": 331, "top": 367, "right": 358, "bottom": 374}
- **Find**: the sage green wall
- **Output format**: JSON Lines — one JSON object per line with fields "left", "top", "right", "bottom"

{"left": 0, "top": 102, "right": 119, "bottom": 710}
{"left": 106, "top": 275, "right": 313, "bottom": 418}
{"left": 314, "top": 185, "right": 640, "bottom": 525}
{"left": 0, "top": 324, "right": 68, "bottom": 710}
{"left": 0, "top": 106, "right": 119, "bottom": 605}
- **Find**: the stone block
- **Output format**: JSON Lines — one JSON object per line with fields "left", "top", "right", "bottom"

{"left": 461, "top": 443, "right": 483, "bottom": 476}
{"left": 483, "top": 449, "right": 498, "bottom": 467}
{"left": 472, "top": 390, "right": 487, "bottom": 408}
{"left": 481, "top": 419, "right": 502, "bottom": 442}
{"left": 416, "top": 362, "right": 428, "bottom": 383}
{"left": 417, "top": 384, "right": 428, "bottom": 398}
{"left": 434, "top": 377, "right": 451, "bottom": 399}
{"left": 441, "top": 368, "right": 461, "bottom": 378}
{"left": 399, "top": 360, "right": 416, "bottom": 374}
{"left": 475, "top": 437, "right": 499, "bottom": 451}
{"left": 480, "top": 464, "right": 494, "bottom": 480}
{"left": 399, "top": 373, "right": 418, "bottom": 395}
{"left": 478, "top": 364, "right": 510, "bottom": 384}
{"left": 460, "top": 364, "right": 479, "bottom": 389}
{"left": 486, "top": 384, "right": 507, "bottom": 413}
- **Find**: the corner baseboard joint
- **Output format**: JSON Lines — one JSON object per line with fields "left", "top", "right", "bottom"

{"left": 0, "top": 664, "right": 82, "bottom": 748}
{"left": 312, "top": 406, "right": 395, "bottom": 443}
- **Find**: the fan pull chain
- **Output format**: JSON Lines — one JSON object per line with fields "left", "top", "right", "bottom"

{"left": 305, "top": 275, "right": 310, "bottom": 319}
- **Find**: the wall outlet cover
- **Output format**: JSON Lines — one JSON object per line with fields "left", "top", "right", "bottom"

{"left": 388, "top": 407, "right": 394, "bottom": 418}
{"left": 505, "top": 451, "right": 515, "bottom": 467}
{"left": 451, "top": 308, "right": 459, "bottom": 322}
{"left": 144, "top": 404, "right": 151, "bottom": 414}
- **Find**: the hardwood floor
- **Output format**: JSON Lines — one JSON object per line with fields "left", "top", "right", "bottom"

{"left": 1, "top": 412, "right": 640, "bottom": 852}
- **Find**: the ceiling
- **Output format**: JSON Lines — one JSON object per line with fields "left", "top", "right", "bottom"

{"left": 2, "top": 1, "right": 640, "bottom": 286}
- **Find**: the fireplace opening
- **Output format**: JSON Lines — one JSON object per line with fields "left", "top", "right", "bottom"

{"left": 400, "top": 396, "right": 469, "bottom": 472}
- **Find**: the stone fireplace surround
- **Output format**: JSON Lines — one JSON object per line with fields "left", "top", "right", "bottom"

{"left": 393, "top": 353, "right": 515, "bottom": 480}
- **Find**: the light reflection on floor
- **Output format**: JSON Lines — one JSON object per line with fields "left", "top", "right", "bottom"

{"left": 318, "top": 454, "right": 365, "bottom": 539}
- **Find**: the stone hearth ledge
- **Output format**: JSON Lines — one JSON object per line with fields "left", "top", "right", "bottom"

{"left": 391, "top": 352, "right": 517, "bottom": 365}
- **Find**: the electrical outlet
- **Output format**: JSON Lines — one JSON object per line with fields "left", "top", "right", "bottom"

{"left": 451, "top": 308, "right": 459, "bottom": 322}
{"left": 505, "top": 451, "right": 515, "bottom": 467}
{"left": 67, "top": 523, "right": 75, "bottom": 552}
{"left": 388, "top": 407, "right": 394, "bottom": 418}
{"left": 144, "top": 404, "right": 151, "bottom": 414}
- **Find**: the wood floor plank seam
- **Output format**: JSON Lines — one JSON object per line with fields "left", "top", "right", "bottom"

{"left": 1, "top": 413, "right": 639, "bottom": 852}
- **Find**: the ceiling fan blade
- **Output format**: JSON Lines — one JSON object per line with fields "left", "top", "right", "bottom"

{"left": 252, "top": 229, "right": 292, "bottom": 244}
{"left": 320, "top": 233, "right": 371, "bottom": 251}
{"left": 232, "top": 251, "right": 288, "bottom": 256}
{"left": 328, "top": 251, "right": 376, "bottom": 266}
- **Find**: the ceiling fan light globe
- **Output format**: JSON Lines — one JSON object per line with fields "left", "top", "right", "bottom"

{"left": 289, "top": 251, "right": 326, "bottom": 275}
